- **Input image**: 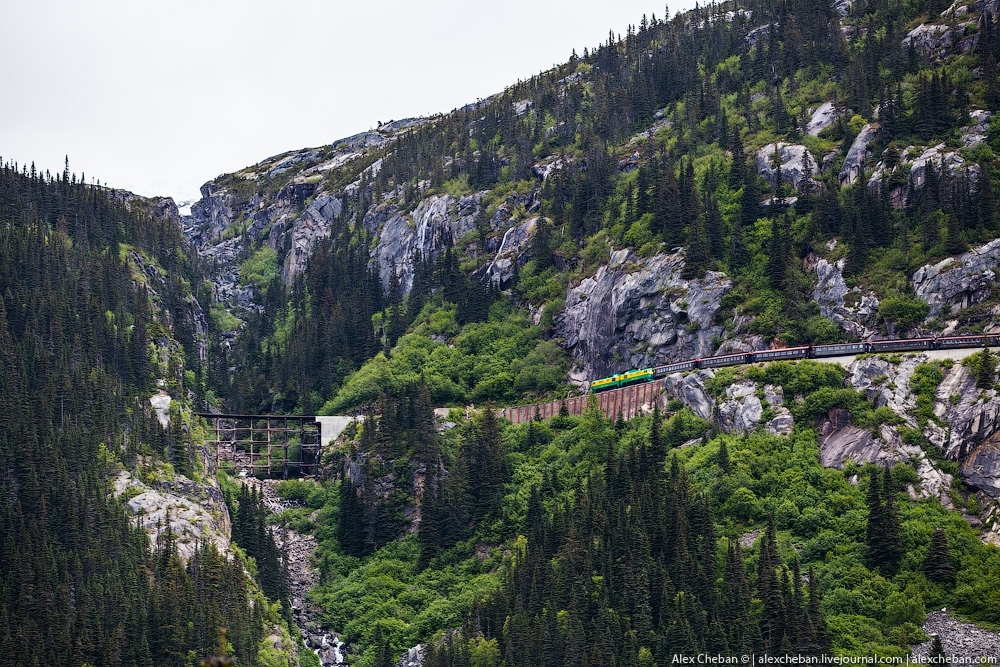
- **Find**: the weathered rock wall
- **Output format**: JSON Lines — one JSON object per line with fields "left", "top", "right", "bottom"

{"left": 555, "top": 249, "right": 732, "bottom": 384}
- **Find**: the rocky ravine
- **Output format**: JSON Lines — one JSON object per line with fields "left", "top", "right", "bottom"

{"left": 241, "top": 477, "right": 349, "bottom": 667}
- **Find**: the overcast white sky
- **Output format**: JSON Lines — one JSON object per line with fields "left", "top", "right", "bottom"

{"left": 1, "top": 1, "right": 695, "bottom": 206}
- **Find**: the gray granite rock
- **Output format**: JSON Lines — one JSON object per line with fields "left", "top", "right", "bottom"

{"left": 662, "top": 370, "right": 716, "bottom": 421}
{"left": 839, "top": 122, "right": 880, "bottom": 186}
{"left": 755, "top": 143, "right": 820, "bottom": 191}
{"left": 556, "top": 250, "right": 731, "bottom": 384}
{"left": 371, "top": 193, "right": 481, "bottom": 292}
{"left": 913, "top": 610, "right": 1000, "bottom": 660}
{"left": 113, "top": 469, "right": 231, "bottom": 562}
{"left": 718, "top": 381, "right": 763, "bottom": 433}
{"left": 806, "top": 101, "right": 846, "bottom": 136}
{"left": 812, "top": 257, "right": 878, "bottom": 338}
{"left": 912, "top": 238, "right": 1000, "bottom": 318}
{"left": 962, "top": 109, "right": 992, "bottom": 148}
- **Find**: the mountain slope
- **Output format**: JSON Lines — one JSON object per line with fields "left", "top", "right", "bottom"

{"left": 0, "top": 164, "right": 301, "bottom": 666}
{"left": 139, "top": 0, "right": 1000, "bottom": 662}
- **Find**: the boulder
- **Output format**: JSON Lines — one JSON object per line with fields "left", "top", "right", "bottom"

{"left": 912, "top": 238, "right": 1000, "bottom": 318}
{"left": 754, "top": 143, "right": 820, "bottom": 191}
{"left": 839, "top": 123, "right": 880, "bottom": 186}
{"left": 662, "top": 370, "right": 716, "bottom": 421}
{"left": 555, "top": 250, "right": 732, "bottom": 384}
{"left": 767, "top": 409, "right": 795, "bottom": 435}
{"left": 903, "top": 23, "right": 959, "bottom": 56}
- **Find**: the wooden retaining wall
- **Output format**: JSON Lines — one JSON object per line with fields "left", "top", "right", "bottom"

{"left": 498, "top": 380, "right": 665, "bottom": 425}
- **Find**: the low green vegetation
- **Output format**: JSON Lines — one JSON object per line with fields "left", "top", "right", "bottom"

{"left": 321, "top": 300, "right": 571, "bottom": 414}
{"left": 239, "top": 246, "right": 279, "bottom": 289}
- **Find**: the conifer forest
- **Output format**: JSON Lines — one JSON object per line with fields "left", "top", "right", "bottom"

{"left": 9, "top": 0, "right": 1000, "bottom": 664}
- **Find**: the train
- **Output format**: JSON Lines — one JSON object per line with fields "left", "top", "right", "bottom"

{"left": 590, "top": 334, "right": 1000, "bottom": 392}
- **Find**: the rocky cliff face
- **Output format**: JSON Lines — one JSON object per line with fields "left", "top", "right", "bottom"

{"left": 912, "top": 237, "right": 1000, "bottom": 320}
{"left": 810, "top": 256, "right": 879, "bottom": 339}
{"left": 370, "top": 193, "right": 482, "bottom": 291}
{"left": 841, "top": 353, "right": 1000, "bottom": 518}
{"left": 555, "top": 249, "right": 732, "bottom": 384}
{"left": 182, "top": 121, "right": 426, "bottom": 314}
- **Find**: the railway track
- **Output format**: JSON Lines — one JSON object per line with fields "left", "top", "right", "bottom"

{"left": 500, "top": 334, "right": 998, "bottom": 425}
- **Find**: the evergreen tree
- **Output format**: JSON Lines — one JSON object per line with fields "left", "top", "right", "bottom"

{"left": 531, "top": 216, "right": 555, "bottom": 270}
{"left": 976, "top": 348, "right": 997, "bottom": 390}
{"left": 923, "top": 528, "right": 956, "bottom": 586}
{"left": 928, "top": 635, "right": 946, "bottom": 662}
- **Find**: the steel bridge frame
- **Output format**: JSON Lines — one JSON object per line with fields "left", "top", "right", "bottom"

{"left": 197, "top": 414, "right": 322, "bottom": 478}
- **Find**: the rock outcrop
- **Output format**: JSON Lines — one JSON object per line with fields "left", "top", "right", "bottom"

{"left": 847, "top": 355, "right": 922, "bottom": 422}
{"left": 716, "top": 381, "right": 795, "bottom": 435}
{"left": 662, "top": 371, "right": 716, "bottom": 421}
{"left": 662, "top": 371, "right": 794, "bottom": 435}
{"left": 754, "top": 143, "right": 820, "bottom": 191}
{"left": 912, "top": 238, "right": 1000, "bottom": 319}
{"left": 869, "top": 142, "right": 982, "bottom": 209}
{"left": 279, "top": 192, "right": 342, "bottom": 281}
{"left": 839, "top": 122, "right": 880, "bottom": 186}
{"left": 961, "top": 109, "right": 991, "bottom": 148}
{"left": 841, "top": 352, "right": 1000, "bottom": 513}
{"left": 902, "top": 21, "right": 979, "bottom": 59}
{"left": 817, "top": 408, "right": 954, "bottom": 505}
{"left": 929, "top": 359, "right": 1000, "bottom": 458}
{"left": 371, "top": 194, "right": 481, "bottom": 291}
{"left": 811, "top": 256, "right": 879, "bottom": 339}
{"left": 113, "top": 469, "right": 231, "bottom": 562}
{"left": 556, "top": 249, "right": 731, "bottom": 384}
{"left": 484, "top": 217, "right": 538, "bottom": 289}
{"left": 806, "top": 102, "right": 846, "bottom": 136}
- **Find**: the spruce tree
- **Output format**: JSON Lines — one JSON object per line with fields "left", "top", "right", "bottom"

{"left": 865, "top": 467, "right": 886, "bottom": 571}
{"left": 928, "top": 635, "right": 946, "bottom": 662}
{"left": 976, "top": 348, "right": 997, "bottom": 390}
{"left": 881, "top": 466, "right": 905, "bottom": 576}
{"left": 923, "top": 528, "right": 956, "bottom": 586}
